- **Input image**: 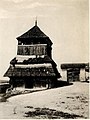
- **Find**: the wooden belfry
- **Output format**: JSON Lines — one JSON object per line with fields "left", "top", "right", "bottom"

{"left": 4, "top": 20, "right": 60, "bottom": 88}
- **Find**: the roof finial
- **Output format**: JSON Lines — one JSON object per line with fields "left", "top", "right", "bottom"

{"left": 35, "top": 17, "right": 37, "bottom": 26}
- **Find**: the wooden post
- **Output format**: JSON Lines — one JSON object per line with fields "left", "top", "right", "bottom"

{"left": 48, "top": 79, "right": 50, "bottom": 89}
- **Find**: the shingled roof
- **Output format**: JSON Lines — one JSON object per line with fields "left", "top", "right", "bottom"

{"left": 8, "top": 56, "right": 60, "bottom": 78}
{"left": 16, "top": 25, "right": 52, "bottom": 45}
{"left": 10, "top": 56, "right": 56, "bottom": 65}
{"left": 17, "top": 25, "right": 48, "bottom": 39}
{"left": 4, "top": 65, "right": 56, "bottom": 77}
{"left": 61, "top": 63, "right": 85, "bottom": 69}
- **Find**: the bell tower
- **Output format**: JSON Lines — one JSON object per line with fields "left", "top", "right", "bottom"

{"left": 4, "top": 21, "right": 60, "bottom": 89}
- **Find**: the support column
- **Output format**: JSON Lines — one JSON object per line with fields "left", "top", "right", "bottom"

{"left": 61, "top": 70, "right": 67, "bottom": 81}
{"left": 80, "top": 69, "right": 85, "bottom": 81}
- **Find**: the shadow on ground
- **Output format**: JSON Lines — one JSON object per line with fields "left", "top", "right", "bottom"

{"left": 56, "top": 80, "right": 73, "bottom": 88}
{"left": 24, "top": 107, "right": 84, "bottom": 119}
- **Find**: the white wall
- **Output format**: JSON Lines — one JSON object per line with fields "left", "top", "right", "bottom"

{"left": 80, "top": 69, "right": 85, "bottom": 81}
{"left": 85, "top": 72, "right": 89, "bottom": 80}
{"left": 61, "top": 70, "right": 67, "bottom": 81}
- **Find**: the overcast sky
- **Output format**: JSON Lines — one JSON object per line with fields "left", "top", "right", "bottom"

{"left": 0, "top": 0, "right": 89, "bottom": 80}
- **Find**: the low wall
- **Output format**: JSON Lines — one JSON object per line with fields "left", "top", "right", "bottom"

{"left": 0, "top": 84, "right": 11, "bottom": 93}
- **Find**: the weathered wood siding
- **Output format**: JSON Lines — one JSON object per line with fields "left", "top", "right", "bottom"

{"left": 17, "top": 44, "right": 47, "bottom": 55}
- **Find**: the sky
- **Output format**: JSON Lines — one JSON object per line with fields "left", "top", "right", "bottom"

{"left": 0, "top": 0, "right": 89, "bottom": 80}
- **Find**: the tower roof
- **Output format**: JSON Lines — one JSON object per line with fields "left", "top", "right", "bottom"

{"left": 17, "top": 24, "right": 52, "bottom": 45}
{"left": 17, "top": 25, "right": 48, "bottom": 39}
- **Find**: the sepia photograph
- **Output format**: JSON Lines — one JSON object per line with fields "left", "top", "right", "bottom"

{"left": 0, "top": 0, "right": 89, "bottom": 119}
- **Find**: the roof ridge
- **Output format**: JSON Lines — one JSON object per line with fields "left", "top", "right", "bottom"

{"left": 17, "top": 25, "right": 48, "bottom": 39}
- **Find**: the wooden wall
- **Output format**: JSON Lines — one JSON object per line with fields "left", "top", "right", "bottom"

{"left": 17, "top": 44, "right": 47, "bottom": 56}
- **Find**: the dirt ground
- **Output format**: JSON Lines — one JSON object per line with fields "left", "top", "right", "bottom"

{"left": 0, "top": 82, "right": 89, "bottom": 119}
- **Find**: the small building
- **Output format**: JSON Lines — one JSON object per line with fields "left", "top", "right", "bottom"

{"left": 4, "top": 20, "right": 60, "bottom": 88}
{"left": 61, "top": 63, "right": 89, "bottom": 82}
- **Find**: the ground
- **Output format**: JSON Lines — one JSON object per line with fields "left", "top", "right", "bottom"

{"left": 0, "top": 82, "right": 89, "bottom": 119}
